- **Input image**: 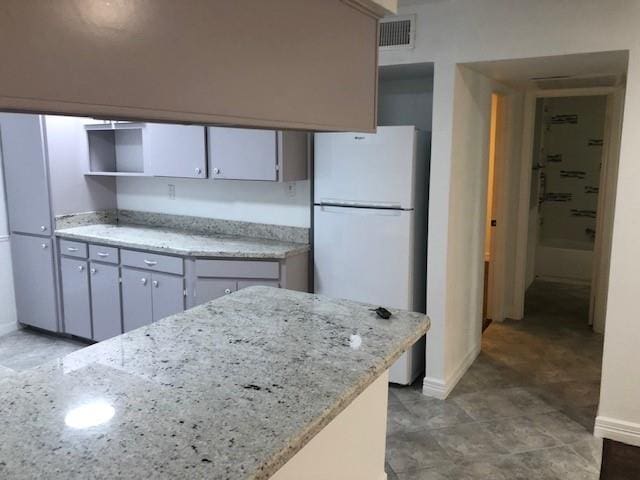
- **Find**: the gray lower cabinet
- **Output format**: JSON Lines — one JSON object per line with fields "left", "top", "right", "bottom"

{"left": 122, "top": 267, "right": 153, "bottom": 332}
{"left": 195, "top": 278, "right": 238, "bottom": 305}
{"left": 122, "top": 267, "right": 185, "bottom": 332}
{"left": 60, "top": 257, "right": 92, "bottom": 339}
{"left": 11, "top": 234, "right": 58, "bottom": 331}
{"left": 90, "top": 262, "right": 122, "bottom": 341}
{"left": 151, "top": 272, "right": 185, "bottom": 322}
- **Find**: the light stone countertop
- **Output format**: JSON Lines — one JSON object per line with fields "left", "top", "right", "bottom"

{"left": 0, "top": 287, "right": 430, "bottom": 479}
{"left": 55, "top": 223, "right": 310, "bottom": 259}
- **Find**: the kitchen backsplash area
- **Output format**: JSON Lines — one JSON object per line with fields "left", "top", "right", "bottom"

{"left": 115, "top": 176, "right": 311, "bottom": 229}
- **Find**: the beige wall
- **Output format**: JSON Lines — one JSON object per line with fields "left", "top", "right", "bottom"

{"left": 381, "top": 0, "right": 640, "bottom": 444}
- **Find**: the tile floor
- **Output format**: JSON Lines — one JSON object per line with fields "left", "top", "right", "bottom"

{"left": 0, "top": 328, "right": 88, "bottom": 375}
{"left": 386, "top": 280, "right": 604, "bottom": 479}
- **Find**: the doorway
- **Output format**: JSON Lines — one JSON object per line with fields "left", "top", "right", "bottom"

{"left": 483, "top": 93, "right": 502, "bottom": 331}
{"left": 522, "top": 90, "right": 624, "bottom": 334}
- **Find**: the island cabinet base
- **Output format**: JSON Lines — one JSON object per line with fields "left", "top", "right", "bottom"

{"left": 271, "top": 371, "right": 389, "bottom": 480}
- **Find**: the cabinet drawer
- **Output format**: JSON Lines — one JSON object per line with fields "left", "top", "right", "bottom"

{"left": 195, "top": 259, "right": 279, "bottom": 279}
{"left": 60, "top": 239, "right": 88, "bottom": 258}
{"left": 121, "top": 249, "right": 184, "bottom": 275}
{"left": 89, "top": 244, "right": 119, "bottom": 264}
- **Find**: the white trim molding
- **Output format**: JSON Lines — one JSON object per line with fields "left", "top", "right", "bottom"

{"left": 422, "top": 344, "right": 481, "bottom": 399}
{"left": 595, "top": 416, "right": 640, "bottom": 447}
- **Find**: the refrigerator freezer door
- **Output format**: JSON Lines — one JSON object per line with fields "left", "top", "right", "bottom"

{"left": 314, "top": 126, "right": 417, "bottom": 210}
{"left": 314, "top": 205, "right": 415, "bottom": 310}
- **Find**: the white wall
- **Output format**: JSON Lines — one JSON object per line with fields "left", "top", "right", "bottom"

{"left": 0, "top": 149, "right": 17, "bottom": 335}
{"left": 383, "top": 0, "right": 640, "bottom": 443}
{"left": 116, "top": 177, "right": 311, "bottom": 228}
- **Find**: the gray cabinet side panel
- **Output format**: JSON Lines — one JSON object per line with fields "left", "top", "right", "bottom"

{"left": 279, "top": 131, "right": 309, "bottom": 182}
{"left": 45, "top": 116, "right": 116, "bottom": 216}
{"left": 121, "top": 267, "right": 153, "bottom": 332}
{"left": 90, "top": 263, "right": 122, "bottom": 341}
{"left": 151, "top": 272, "right": 184, "bottom": 322}
{"left": 60, "top": 256, "right": 92, "bottom": 338}
{"left": 281, "top": 252, "right": 309, "bottom": 292}
{"left": 0, "top": 114, "right": 52, "bottom": 235}
{"left": 10, "top": 234, "right": 58, "bottom": 331}
{"left": 208, "top": 127, "right": 277, "bottom": 181}
{"left": 144, "top": 124, "right": 206, "bottom": 178}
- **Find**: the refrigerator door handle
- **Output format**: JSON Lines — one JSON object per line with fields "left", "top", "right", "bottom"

{"left": 318, "top": 205, "right": 403, "bottom": 216}
{"left": 317, "top": 199, "right": 403, "bottom": 210}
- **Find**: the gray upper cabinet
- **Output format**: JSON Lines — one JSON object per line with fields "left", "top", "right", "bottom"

{"left": 85, "top": 122, "right": 206, "bottom": 179}
{"left": 60, "top": 256, "right": 92, "bottom": 339}
{"left": 122, "top": 267, "right": 153, "bottom": 332}
{"left": 0, "top": 114, "right": 52, "bottom": 235}
{"left": 144, "top": 124, "right": 206, "bottom": 178}
{"left": 151, "top": 272, "right": 184, "bottom": 322}
{"left": 208, "top": 127, "right": 308, "bottom": 182}
{"left": 90, "top": 262, "right": 122, "bottom": 341}
{"left": 10, "top": 234, "right": 58, "bottom": 331}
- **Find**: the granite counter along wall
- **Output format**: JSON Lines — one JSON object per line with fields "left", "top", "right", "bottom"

{"left": 55, "top": 209, "right": 310, "bottom": 245}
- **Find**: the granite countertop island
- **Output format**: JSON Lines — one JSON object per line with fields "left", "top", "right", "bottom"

{"left": 0, "top": 287, "right": 429, "bottom": 479}
{"left": 55, "top": 223, "right": 310, "bottom": 259}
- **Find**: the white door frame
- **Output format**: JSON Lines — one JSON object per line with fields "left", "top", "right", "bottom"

{"left": 512, "top": 86, "right": 625, "bottom": 324}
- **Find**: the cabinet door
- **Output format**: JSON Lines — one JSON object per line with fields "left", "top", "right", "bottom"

{"left": 208, "top": 127, "right": 277, "bottom": 181}
{"left": 0, "top": 114, "right": 52, "bottom": 235}
{"left": 144, "top": 124, "right": 206, "bottom": 178}
{"left": 10, "top": 234, "right": 58, "bottom": 331}
{"left": 194, "top": 278, "right": 237, "bottom": 306}
{"left": 60, "top": 257, "right": 92, "bottom": 338}
{"left": 121, "top": 267, "right": 153, "bottom": 332}
{"left": 90, "top": 263, "right": 122, "bottom": 341}
{"left": 151, "top": 272, "right": 184, "bottom": 322}
{"left": 237, "top": 279, "right": 280, "bottom": 291}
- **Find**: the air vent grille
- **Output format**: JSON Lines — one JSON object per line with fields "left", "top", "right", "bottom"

{"left": 379, "top": 15, "right": 415, "bottom": 50}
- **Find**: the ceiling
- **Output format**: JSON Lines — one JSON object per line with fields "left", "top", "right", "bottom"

{"left": 464, "top": 50, "right": 629, "bottom": 90}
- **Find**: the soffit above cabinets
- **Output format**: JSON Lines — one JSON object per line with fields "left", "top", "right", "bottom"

{"left": 0, "top": 0, "right": 383, "bottom": 133}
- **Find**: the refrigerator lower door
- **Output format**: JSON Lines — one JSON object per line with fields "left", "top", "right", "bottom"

{"left": 314, "top": 205, "right": 424, "bottom": 385}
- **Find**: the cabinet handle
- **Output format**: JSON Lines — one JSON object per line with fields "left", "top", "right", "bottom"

{"left": 90, "top": 268, "right": 97, "bottom": 275}
{"left": 67, "top": 247, "right": 79, "bottom": 252}
{"left": 195, "top": 167, "right": 202, "bottom": 175}
{"left": 141, "top": 278, "right": 147, "bottom": 285}
{"left": 152, "top": 280, "right": 159, "bottom": 288}
{"left": 40, "top": 225, "right": 47, "bottom": 232}
{"left": 97, "top": 252, "right": 109, "bottom": 257}
{"left": 78, "top": 265, "right": 84, "bottom": 272}
{"left": 224, "top": 288, "right": 232, "bottom": 294}
{"left": 143, "top": 260, "right": 157, "bottom": 266}
{"left": 213, "top": 167, "right": 221, "bottom": 175}
{"left": 41, "top": 243, "right": 48, "bottom": 249}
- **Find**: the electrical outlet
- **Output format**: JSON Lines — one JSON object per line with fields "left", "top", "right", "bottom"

{"left": 287, "top": 182, "right": 296, "bottom": 198}
{"left": 168, "top": 184, "right": 176, "bottom": 200}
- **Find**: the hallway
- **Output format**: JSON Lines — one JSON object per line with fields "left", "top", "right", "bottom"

{"left": 386, "top": 280, "right": 604, "bottom": 479}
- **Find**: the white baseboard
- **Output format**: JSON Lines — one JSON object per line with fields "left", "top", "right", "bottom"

{"left": 595, "top": 416, "right": 640, "bottom": 447}
{"left": 0, "top": 322, "right": 19, "bottom": 337}
{"left": 422, "top": 343, "right": 481, "bottom": 399}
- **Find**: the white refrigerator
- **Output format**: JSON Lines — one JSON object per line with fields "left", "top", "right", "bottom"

{"left": 314, "top": 126, "right": 429, "bottom": 385}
